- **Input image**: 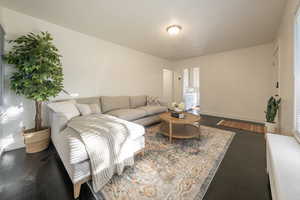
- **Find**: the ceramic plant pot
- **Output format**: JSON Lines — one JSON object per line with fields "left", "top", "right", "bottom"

{"left": 265, "top": 122, "right": 278, "bottom": 133}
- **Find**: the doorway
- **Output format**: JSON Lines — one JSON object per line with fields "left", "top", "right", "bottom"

{"left": 183, "top": 67, "right": 200, "bottom": 110}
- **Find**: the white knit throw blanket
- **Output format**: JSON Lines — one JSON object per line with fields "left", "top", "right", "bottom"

{"left": 67, "top": 114, "right": 134, "bottom": 192}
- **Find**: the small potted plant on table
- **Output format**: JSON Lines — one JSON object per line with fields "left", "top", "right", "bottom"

{"left": 4, "top": 32, "right": 63, "bottom": 153}
{"left": 265, "top": 95, "right": 281, "bottom": 133}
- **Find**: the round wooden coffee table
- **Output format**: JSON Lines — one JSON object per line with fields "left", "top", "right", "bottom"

{"left": 159, "top": 112, "right": 201, "bottom": 143}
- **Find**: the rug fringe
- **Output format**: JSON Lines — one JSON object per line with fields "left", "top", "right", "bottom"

{"left": 217, "top": 120, "right": 224, "bottom": 125}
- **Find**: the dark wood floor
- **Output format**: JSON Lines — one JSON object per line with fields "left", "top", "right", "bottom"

{"left": 0, "top": 115, "right": 272, "bottom": 200}
{"left": 200, "top": 115, "right": 272, "bottom": 200}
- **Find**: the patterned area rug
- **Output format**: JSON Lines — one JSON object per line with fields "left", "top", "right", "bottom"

{"left": 217, "top": 119, "right": 265, "bottom": 134}
{"left": 90, "top": 124, "right": 235, "bottom": 200}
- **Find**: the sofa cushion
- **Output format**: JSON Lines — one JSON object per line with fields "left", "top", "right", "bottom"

{"left": 106, "top": 109, "right": 147, "bottom": 121}
{"left": 101, "top": 96, "right": 130, "bottom": 113}
{"left": 76, "top": 103, "right": 101, "bottom": 116}
{"left": 139, "top": 105, "right": 168, "bottom": 115}
{"left": 47, "top": 100, "right": 80, "bottom": 120}
{"left": 133, "top": 115, "right": 161, "bottom": 126}
{"left": 76, "top": 97, "right": 100, "bottom": 105}
{"left": 130, "top": 95, "right": 147, "bottom": 108}
{"left": 75, "top": 97, "right": 101, "bottom": 112}
{"left": 52, "top": 117, "right": 145, "bottom": 165}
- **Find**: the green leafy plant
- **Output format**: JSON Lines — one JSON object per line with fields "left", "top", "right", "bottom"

{"left": 265, "top": 96, "right": 281, "bottom": 123}
{"left": 4, "top": 32, "right": 63, "bottom": 131}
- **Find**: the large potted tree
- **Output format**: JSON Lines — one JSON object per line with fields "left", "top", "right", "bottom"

{"left": 265, "top": 95, "right": 281, "bottom": 133}
{"left": 4, "top": 32, "right": 63, "bottom": 153}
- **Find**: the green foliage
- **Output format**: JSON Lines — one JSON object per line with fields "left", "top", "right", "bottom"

{"left": 265, "top": 96, "right": 281, "bottom": 123}
{"left": 3, "top": 32, "right": 63, "bottom": 102}
{"left": 3, "top": 32, "right": 63, "bottom": 131}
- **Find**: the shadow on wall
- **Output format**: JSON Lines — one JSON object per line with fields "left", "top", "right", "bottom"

{"left": 0, "top": 59, "right": 35, "bottom": 151}
{"left": 0, "top": 32, "right": 66, "bottom": 151}
{"left": 0, "top": 65, "right": 61, "bottom": 151}
{"left": 0, "top": 101, "right": 27, "bottom": 151}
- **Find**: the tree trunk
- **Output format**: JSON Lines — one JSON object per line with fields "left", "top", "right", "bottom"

{"left": 35, "top": 101, "right": 42, "bottom": 131}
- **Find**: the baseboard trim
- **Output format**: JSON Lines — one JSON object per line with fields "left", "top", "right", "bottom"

{"left": 0, "top": 138, "right": 25, "bottom": 152}
{"left": 200, "top": 110, "right": 264, "bottom": 124}
{"left": 4, "top": 142, "right": 25, "bottom": 152}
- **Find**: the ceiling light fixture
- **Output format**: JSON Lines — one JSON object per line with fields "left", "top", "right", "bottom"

{"left": 166, "top": 25, "right": 182, "bottom": 36}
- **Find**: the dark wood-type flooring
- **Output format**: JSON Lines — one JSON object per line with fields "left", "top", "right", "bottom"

{"left": 0, "top": 114, "right": 272, "bottom": 200}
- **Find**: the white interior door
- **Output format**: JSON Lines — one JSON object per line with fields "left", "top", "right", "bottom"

{"left": 163, "top": 69, "right": 173, "bottom": 104}
{"left": 173, "top": 72, "right": 183, "bottom": 102}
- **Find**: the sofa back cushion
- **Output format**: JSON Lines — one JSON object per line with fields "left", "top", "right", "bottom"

{"left": 47, "top": 100, "right": 80, "bottom": 120}
{"left": 101, "top": 96, "right": 130, "bottom": 113}
{"left": 130, "top": 95, "right": 147, "bottom": 108}
{"left": 75, "top": 97, "right": 101, "bottom": 113}
{"left": 76, "top": 103, "right": 101, "bottom": 116}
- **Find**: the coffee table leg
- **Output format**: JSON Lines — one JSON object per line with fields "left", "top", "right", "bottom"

{"left": 169, "top": 121, "right": 172, "bottom": 143}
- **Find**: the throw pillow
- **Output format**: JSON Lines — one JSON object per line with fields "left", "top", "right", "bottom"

{"left": 147, "top": 96, "right": 160, "bottom": 106}
{"left": 76, "top": 103, "right": 101, "bottom": 116}
{"left": 47, "top": 100, "right": 80, "bottom": 120}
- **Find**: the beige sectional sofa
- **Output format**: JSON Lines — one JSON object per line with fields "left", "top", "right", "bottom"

{"left": 76, "top": 95, "right": 168, "bottom": 126}
{"left": 48, "top": 95, "right": 167, "bottom": 198}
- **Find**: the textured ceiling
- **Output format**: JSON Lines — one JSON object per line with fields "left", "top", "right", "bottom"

{"left": 0, "top": 0, "right": 286, "bottom": 60}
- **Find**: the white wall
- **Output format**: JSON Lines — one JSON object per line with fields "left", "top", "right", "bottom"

{"left": 1, "top": 2, "right": 294, "bottom": 151}
{"left": 276, "top": 0, "right": 300, "bottom": 136}
{"left": 0, "top": 7, "right": 172, "bottom": 151}
{"left": 174, "top": 44, "right": 274, "bottom": 123}
{"left": 0, "top": 7, "right": 3, "bottom": 24}
{"left": 0, "top": 7, "right": 4, "bottom": 155}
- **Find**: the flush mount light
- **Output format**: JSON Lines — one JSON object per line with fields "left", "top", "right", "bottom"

{"left": 166, "top": 25, "right": 182, "bottom": 36}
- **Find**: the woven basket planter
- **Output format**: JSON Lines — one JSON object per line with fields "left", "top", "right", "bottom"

{"left": 23, "top": 128, "right": 50, "bottom": 153}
